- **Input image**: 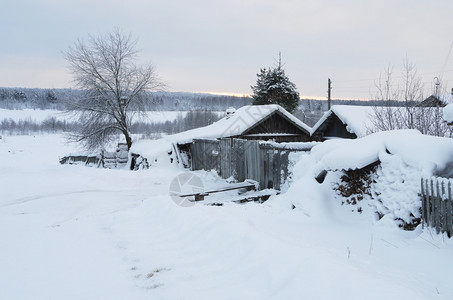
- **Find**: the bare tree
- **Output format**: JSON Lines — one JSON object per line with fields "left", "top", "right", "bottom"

{"left": 371, "top": 65, "right": 402, "bottom": 131}
{"left": 64, "top": 28, "right": 162, "bottom": 150}
{"left": 371, "top": 59, "right": 452, "bottom": 137}
{"left": 401, "top": 57, "right": 424, "bottom": 129}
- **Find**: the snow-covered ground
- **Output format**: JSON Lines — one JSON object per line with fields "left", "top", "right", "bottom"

{"left": 1, "top": 134, "right": 452, "bottom": 299}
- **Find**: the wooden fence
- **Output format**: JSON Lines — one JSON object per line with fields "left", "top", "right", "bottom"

{"left": 60, "top": 143, "right": 129, "bottom": 169}
{"left": 59, "top": 154, "right": 103, "bottom": 167}
{"left": 190, "top": 138, "right": 312, "bottom": 190}
{"left": 420, "top": 177, "right": 453, "bottom": 237}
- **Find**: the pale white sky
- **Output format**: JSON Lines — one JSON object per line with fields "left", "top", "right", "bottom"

{"left": 1, "top": 0, "right": 453, "bottom": 99}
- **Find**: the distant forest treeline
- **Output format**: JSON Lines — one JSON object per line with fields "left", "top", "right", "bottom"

{"left": 0, "top": 87, "right": 395, "bottom": 112}
{"left": 0, "top": 110, "right": 222, "bottom": 137}
{"left": 0, "top": 87, "right": 425, "bottom": 136}
{"left": 0, "top": 88, "right": 253, "bottom": 111}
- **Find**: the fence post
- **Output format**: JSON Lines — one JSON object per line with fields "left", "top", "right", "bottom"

{"left": 441, "top": 180, "right": 446, "bottom": 234}
{"left": 435, "top": 180, "right": 441, "bottom": 233}
{"left": 273, "top": 150, "right": 282, "bottom": 190}
{"left": 425, "top": 179, "right": 432, "bottom": 226}
{"left": 421, "top": 178, "right": 426, "bottom": 228}
{"left": 267, "top": 149, "right": 274, "bottom": 189}
{"left": 430, "top": 179, "right": 436, "bottom": 228}
{"left": 447, "top": 181, "right": 453, "bottom": 237}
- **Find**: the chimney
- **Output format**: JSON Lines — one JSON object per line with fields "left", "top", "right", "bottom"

{"left": 226, "top": 107, "right": 236, "bottom": 119}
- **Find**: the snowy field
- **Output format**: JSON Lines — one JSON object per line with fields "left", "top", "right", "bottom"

{"left": 0, "top": 109, "right": 191, "bottom": 124}
{"left": 1, "top": 134, "right": 453, "bottom": 299}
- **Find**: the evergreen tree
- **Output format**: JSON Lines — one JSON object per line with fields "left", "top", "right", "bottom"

{"left": 251, "top": 58, "right": 300, "bottom": 113}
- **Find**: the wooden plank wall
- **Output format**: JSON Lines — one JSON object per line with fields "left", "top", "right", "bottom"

{"left": 220, "top": 138, "right": 232, "bottom": 178}
{"left": 421, "top": 177, "right": 453, "bottom": 237}
{"left": 191, "top": 139, "right": 220, "bottom": 173}
{"left": 244, "top": 140, "right": 261, "bottom": 186}
{"left": 232, "top": 139, "right": 246, "bottom": 182}
{"left": 191, "top": 138, "right": 305, "bottom": 190}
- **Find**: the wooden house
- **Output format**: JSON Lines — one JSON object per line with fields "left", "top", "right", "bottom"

{"left": 417, "top": 95, "right": 446, "bottom": 108}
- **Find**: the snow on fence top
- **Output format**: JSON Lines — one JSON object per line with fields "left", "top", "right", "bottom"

{"left": 423, "top": 176, "right": 453, "bottom": 197}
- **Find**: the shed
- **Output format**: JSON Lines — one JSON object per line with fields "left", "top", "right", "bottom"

{"left": 130, "top": 105, "right": 314, "bottom": 190}
{"left": 310, "top": 105, "right": 376, "bottom": 141}
{"left": 130, "top": 104, "right": 312, "bottom": 172}
{"left": 170, "top": 104, "right": 312, "bottom": 172}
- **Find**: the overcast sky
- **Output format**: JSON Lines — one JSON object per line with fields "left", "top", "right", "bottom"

{"left": 2, "top": 0, "right": 453, "bottom": 100}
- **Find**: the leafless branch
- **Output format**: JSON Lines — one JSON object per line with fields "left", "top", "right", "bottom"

{"left": 64, "top": 28, "right": 163, "bottom": 150}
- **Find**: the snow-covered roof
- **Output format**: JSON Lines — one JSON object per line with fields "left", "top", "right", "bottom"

{"left": 443, "top": 103, "right": 453, "bottom": 124}
{"left": 437, "top": 94, "right": 453, "bottom": 103}
{"left": 310, "top": 105, "right": 376, "bottom": 138}
{"left": 166, "top": 104, "right": 311, "bottom": 144}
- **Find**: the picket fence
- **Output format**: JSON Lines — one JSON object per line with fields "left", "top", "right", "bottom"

{"left": 420, "top": 177, "right": 453, "bottom": 237}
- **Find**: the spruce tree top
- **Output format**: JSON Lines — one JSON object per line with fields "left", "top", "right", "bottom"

{"left": 251, "top": 58, "right": 300, "bottom": 113}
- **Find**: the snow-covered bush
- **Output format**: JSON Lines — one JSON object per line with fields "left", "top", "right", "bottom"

{"left": 280, "top": 130, "right": 453, "bottom": 230}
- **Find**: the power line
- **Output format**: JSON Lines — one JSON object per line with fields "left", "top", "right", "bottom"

{"left": 441, "top": 41, "right": 453, "bottom": 79}
{"left": 315, "top": 64, "right": 453, "bottom": 99}
{"left": 332, "top": 69, "right": 453, "bottom": 85}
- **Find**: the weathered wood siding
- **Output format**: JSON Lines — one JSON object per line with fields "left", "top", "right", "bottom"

{"left": 220, "top": 138, "right": 248, "bottom": 181}
{"left": 421, "top": 177, "right": 453, "bottom": 237}
{"left": 190, "top": 138, "right": 307, "bottom": 190}
{"left": 191, "top": 139, "right": 221, "bottom": 173}
{"left": 241, "top": 111, "right": 311, "bottom": 142}
{"left": 312, "top": 113, "right": 357, "bottom": 141}
{"left": 220, "top": 138, "right": 232, "bottom": 178}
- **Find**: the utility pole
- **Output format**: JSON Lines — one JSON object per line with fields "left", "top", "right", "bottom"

{"left": 434, "top": 77, "right": 440, "bottom": 97}
{"left": 327, "top": 78, "right": 332, "bottom": 110}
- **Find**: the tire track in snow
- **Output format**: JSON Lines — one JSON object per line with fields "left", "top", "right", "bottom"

{"left": 1, "top": 188, "right": 151, "bottom": 208}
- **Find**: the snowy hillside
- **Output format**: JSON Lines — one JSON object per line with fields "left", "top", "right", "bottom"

{"left": 1, "top": 134, "right": 452, "bottom": 299}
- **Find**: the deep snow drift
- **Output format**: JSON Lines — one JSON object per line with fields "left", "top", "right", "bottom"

{"left": 282, "top": 130, "right": 453, "bottom": 226}
{"left": 1, "top": 133, "right": 453, "bottom": 300}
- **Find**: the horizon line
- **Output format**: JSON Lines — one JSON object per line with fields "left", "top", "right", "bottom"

{"left": 0, "top": 86, "right": 372, "bottom": 101}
